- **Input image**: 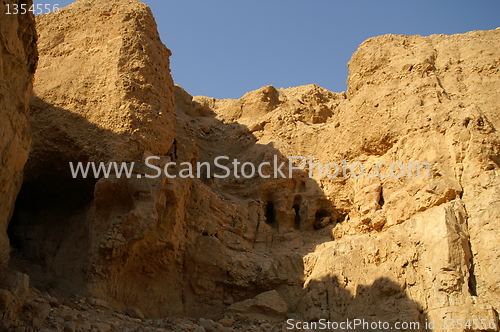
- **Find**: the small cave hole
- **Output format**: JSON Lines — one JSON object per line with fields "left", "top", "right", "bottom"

{"left": 313, "top": 209, "right": 331, "bottom": 230}
{"left": 293, "top": 205, "right": 301, "bottom": 230}
{"left": 378, "top": 186, "right": 385, "bottom": 208}
{"left": 265, "top": 201, "right": 276, "bottom": 226}
{"left": 293, "top": 195, "right": 302, "bottom": 230}
{"left": 463, "top": 117, "right": 471, "bottom": 128}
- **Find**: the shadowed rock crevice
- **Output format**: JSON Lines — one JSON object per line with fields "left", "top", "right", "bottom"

{"left": 297, "top": 276, "right": 430, "bottom": 331}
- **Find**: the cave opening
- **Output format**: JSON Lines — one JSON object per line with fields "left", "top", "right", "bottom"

{"left": 265, "top": 201, "right": 276, "bottom": 226}
{"left": 335, "top": 211, "right": 347, "bottom": 223}
{"left": 293, "top": 205, "right": 301, "bottom": 230}
{"left": 313, "top": 209, "right": 331, "bottom": 230}
{"left": 7, "top": 169, "right": 96, "bottom": 266}
{"left": 378, "top": 186, "right": 385, "bottom": 207}
{"left": 293, "top": 195, "right": 302, "bottom": 230}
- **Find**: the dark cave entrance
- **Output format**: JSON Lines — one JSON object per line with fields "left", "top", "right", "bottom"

{"left": 293, "top": 195, "right": 302, "bottom": 230}
{"left": 293, "top": 205, "right": 301, "bottom": 230}
{"left": 313, "top": 208, "right": 331, "bottom": 230}
{"left": 7, "top": 168, "right": 96, "bottom": 264}
{"left": 265, "top": 201, "right": 276, "bottom": 226}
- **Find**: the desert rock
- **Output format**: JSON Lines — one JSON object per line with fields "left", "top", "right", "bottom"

{"left": 0, "top": 3, "right": 49, "bottom": 329}
{"left": 0, "top": 0, "right": 37, "bottom": 264}
{"left": 3, "top": 0, "right": 500, "bottom": 330}
{"left": 12, "top": 0, "right": 176, "bottom": 302}
{"left": 27, "top": 0, "right": 175, "bottom": 179}
{"left": 226, "top": 290, "right": 288, "bottom": 321}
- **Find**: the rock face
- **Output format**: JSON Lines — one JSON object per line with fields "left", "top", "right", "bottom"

{"left": 11, "top": 0, "right": 176, "bottom": 294}
{"left": 7, "top": 0, "right": 500, "bottom": 328}
{"left": 0, "top": 2, "right": 50, "bottom": 330}
{"left": 29, "top": 0, "right": 174, "bottom": 167}
{"left": 194, "top": 30, "right": 500, "bottom": 326}
{"left": 0, "top": 0, "right": 37, "bottom": 264}
{"left": 23, "top": 0, "right": 175, "bottom": 218}
{"left": 226, "top": 290, "right": 288, "bottom": 321}
{"left": 292, "top": 31, "right": 500, "bottom": 327}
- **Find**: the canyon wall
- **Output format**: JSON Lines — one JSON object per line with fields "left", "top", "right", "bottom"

{"left": 191, "top": 30, "right": 500, "bottom": 325}
{"left": 11, "top": 0, "right": 176, "bottom": 296}
{"left": 0, "top": 0, "right": 37, "bottom": 264}
{"left": 0, "top": 2, "right": 52, "bottom": 330}
{"left": 5, "top": 0, "right": 500, "bottom": 329}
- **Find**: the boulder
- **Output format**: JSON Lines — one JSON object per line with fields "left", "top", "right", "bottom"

{"left": 226, "top": 290, "right": 287, "bottom": 321}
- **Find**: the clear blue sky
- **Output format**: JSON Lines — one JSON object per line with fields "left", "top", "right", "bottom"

{"left": 40, "top": 0, "right": 500, "bottom": 99}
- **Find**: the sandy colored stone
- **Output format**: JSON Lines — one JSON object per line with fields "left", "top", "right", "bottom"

{"left": 27, "top": 0, "right": 175, "bottom": 180}
{"left": 226, "top": 290, "right": 287, "bottom": 321}
{"left": 5, "top": 0, "right": 500, "bottom": 327}
{"left": 123, "top": 307, "right": 145, "bottom": 320}
{"left": 11, "top": 0, "right": 176, "bottom": 312}
{"left": 0, "top": 0, "right": 37, "bottom": 264}
{"left": 186, "top": 29, "right": 500, "bottom": 325}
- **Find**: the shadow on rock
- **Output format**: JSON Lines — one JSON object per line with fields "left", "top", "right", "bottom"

{"left": 293, "top": 276, "right": 429, "bottom": 331}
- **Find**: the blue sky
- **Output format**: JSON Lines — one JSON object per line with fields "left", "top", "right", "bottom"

{"left": 40, "top": 0, "right": 500, "bottom": 99}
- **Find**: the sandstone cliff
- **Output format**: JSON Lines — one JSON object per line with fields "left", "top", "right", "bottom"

{"left": 5, "top": 0, "right": 500, "bottom": 330}
{"left": 12, "top": 0, "right": 176, "bottom": 296}
{"left": 143, "top": 29, "right": 500, "bottom": 325}
{"left": 0, "top": 1, "right": 53, "bottom": 330}
{"left": 0, "top": 0, "right": 37, "bottom": 264}
{"left": 193, "top": 30, "right": 500, "bottom": 327}
{"left": 27, "top": 0, "right": 175, "bottom": 178}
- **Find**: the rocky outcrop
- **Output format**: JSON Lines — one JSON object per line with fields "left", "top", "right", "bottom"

{"left": 298, "top": 201, "right": 497, "bottom": 329}
{"left": 0, "top": 266, "right": 51, "bottom": 331}
{"left": 0, "top": 0, "right": 37, "bottom": 264}
{"left": 295, "top": 31, "right": 500, "bottom": 327}
{"left": 0, "top": 2, "right": 49, "bottom": 330}
{"left": 180, "top": 30, "right": 500, "bottom": 326}
{"left": 197, "top": 30, "right": 500, "bottom": 326}
{"left": 226, "top": 290, "right": 288, "bottom": 321}
{"left": 14, "top": 0, "right": 335, "bottom": 316}
{"left": 7, "top": 0, "right": 500, "bottom": 328}
{"left": 29, "top": 0, "right": 174, "bottom": 167}
{"left": 84, "top": 99, "right": 328, "bottom": 317}
{"left": 11, "top": 0, "right": 176, "bottom": 294}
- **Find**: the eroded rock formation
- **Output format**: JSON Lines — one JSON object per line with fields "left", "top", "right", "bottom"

{"left": 0, "top": 2, "right": 53, "bottom": 330}
{"left": 4, "top": 0, "right": 500, "bottom": 330}
{"left": 0, "top": 0, "right": 37, "bottom": 264}
{"left": 185, "top": 30, "right": 500, "bottom": 325}
{"left": 11, "top": 0, "right": 176, "bottom": 296}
